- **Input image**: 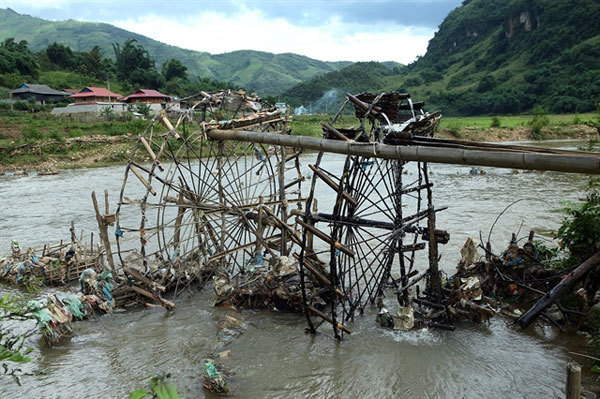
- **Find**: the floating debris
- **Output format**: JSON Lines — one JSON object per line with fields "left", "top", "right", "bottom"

{"left": 0, "top": 230, "right": 103, "bottom": 287}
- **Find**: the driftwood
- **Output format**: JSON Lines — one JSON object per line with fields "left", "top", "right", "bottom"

{"left": 518, "top": 251, "right": 600, "bottom": 328}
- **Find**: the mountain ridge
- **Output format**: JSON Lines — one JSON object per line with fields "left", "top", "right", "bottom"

{"left": 0, "top": 8, "right": 352, "bottom": 96}
{"left": 281, "top": 0, "right": 600, "bottom": 115}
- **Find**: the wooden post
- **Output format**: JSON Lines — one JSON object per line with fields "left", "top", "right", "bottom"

{"left": 92, "top": 191, "right": 116, "bottom": 274}
{"left": 565, "top": 362, "right": 581, "bottom": 399}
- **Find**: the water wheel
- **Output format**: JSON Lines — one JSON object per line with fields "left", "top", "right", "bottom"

{"left": 298, "top": 92, "right": 446, "bottom": 338}
{"left": 114, "top": 94, "right": 304, "bottom": 288}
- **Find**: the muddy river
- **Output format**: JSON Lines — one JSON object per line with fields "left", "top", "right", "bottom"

{"left": 0, "top": 140, "right": 598, "bottom": 398}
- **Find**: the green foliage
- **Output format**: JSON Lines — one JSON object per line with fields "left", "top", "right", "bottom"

{"left": 490, "top": 115, "right": 501, "bottom": 127}
{"left": 477, "top": 74, "right": 497, "bottom": 93}
{"left": 530, "top": 105, "right": 549, "bottom": 138}
{"left": 45, "top": 42, "right": 76, "bottom": 70}
{"left": 161, "top": 59, "right": 187, "bottom": 81}
{"left": 113, "top": 39, "right": 164, "bottom": 89}
{"left": 555, "top": 179, "right": 600, "bottom": 265}
{"left": 1, "top": 294, "right": 33, "bottom": 385}
{"left": 281, "top": 62, "right": 395, "bottom": 108}
{"left": 129, "top": 374, "right": 182, "bottom": 399}
{"left": 47, "top": 128, "right": 64, "bottom": 142}
{"left": 134, "top": 103, "right": 151, "bottom": 118}
{"left": 21, "top": 126, "right": 43, "bottom": 141}
{"left": 100, "top": 106, "right": 114, "bottom": 120}
{"left": 0, "top": 38, "right": 39, "bottom": 78}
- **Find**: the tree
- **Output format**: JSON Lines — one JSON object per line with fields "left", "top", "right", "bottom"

{"left": 161, "top": 58, "right": 187, "bottom": 82}
{"left": 79, "top": 46, "right": 110, "bottom": 80}
{"left": 0, "top": 38, "right": 39, "bottom": 78}
{"left": 477, "top": 74, "right": 496, "bottom": 92}
{"left": 112, "top": 39, "right": 163, "bottom": 88}
{"left": 46, "top": 43, "right": 76, "bottom": 70}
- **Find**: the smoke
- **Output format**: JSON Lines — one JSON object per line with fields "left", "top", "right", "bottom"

{"left": 294, "top": 88, "right": 342, "bottom": 115}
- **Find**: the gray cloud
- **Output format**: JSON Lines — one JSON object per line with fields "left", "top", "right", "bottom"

{"left": 5, "top": 0, "right": 462, "bottom": 29}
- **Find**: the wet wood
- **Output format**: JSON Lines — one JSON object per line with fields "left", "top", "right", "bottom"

{"left": 123, "top": 267, "right": 166, "bottom": 292}
{"left": 307, "top": 306, "right": 352, "bottom": 334}
{"left": 91, "top": 190, "right": 115, "bottom": 273}
{"left": 566, "top": 362, "right": 581, "bottom": 399}
{"left": 518, "top": 251, "right": 600, "bottom": 328}
{"left": 321, "top": 122, "right": 351, "bottom": 141}
{"left": 293, "top": 253, "right": 344, "bottom": 298}
{"left": 295, "top": 217, "right": 354, "bottom": 258}
{"left": 309, "top": 164, "right": 358, "bottom": 207}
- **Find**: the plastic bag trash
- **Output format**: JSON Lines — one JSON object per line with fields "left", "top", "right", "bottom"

{"left": 460, "top": 237, "right": 478, "bottom": 266}
{"left": 460, "top": 276, "right": 483, "bottom": 301}
{"left": 213, "top": 276, "right": 233, "bottom": 298}
{"left": 393, "top": 306, "right": 415, "bottom": 331}
{"left": 202, "top": 360, "right": 229, "bottom": 394}
{"left": 271, "top": 256, "right": 296, "bottom": 277}
{"left": 63, "top": 294, "right": 85, "bottom": 320}
{"left": 376, "top": 308, "right": 394, "bottom": 328}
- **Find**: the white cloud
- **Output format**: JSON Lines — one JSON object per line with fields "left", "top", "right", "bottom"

{"left": 3, "top": 0, "right": 71, "bottom": 9}
{"left": 112, "top": 9, "right": 433, "bottom": 63}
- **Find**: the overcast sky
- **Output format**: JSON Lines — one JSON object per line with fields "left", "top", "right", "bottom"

{"left": 3, "top": 0, "right": 462, "bottom": 63}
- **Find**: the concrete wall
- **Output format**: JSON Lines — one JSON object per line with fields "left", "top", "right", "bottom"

{"left": 51, "top": 101, "right": 180, "bottom": 115}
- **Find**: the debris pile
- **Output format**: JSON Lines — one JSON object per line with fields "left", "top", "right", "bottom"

{"left": 213, "top": 256, "right": 328, "bottom": 313}
{"left": 0, "top": 237, "right": 103, "bottom": 287}
{"left": 27, "top": 272, "right": 116, "bottom": 346}
{"left": 374, "top": 230, "right": 600, "bottom": 332}
{"left": 201, "top": 313, "right": 245, "bottom": 394}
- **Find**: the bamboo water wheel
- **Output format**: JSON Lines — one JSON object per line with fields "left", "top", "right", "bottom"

{"left": 113, "top": 89, "right": 451, "bottom": 338}
{"left": 114, "top": 92, "right": 305, "bottom": 288}
{"left": 298, "top": 92, "right": 447, "bottom": 338}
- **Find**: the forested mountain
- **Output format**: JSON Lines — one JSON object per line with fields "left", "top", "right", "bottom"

{"left": 0, "top": 8, "right": 350, "bottom": 95}
{"left": 282, "top": 0, "right": 600, "bottom": 115}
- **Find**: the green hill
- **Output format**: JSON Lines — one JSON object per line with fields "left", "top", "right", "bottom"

{"left": 0, "top": 8, "right": 351, "bottom": 96}
{"left": 282, "top": 0, "right": 600, "bottom": 115}
{"left": 281, "top": 62, "right": 404, "bottom": 111}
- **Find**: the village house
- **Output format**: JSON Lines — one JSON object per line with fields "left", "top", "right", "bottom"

{"left": 61, "top": 88, "right": 79, "bottom": 96}
{"left": 10, "top": 84, "right": 69, "bottom": 104}
{"left": 70, "top": 87, "right": 123, "bottom": 104}
{"left": 122, "top": 89, "right": 171, "bottom": 104}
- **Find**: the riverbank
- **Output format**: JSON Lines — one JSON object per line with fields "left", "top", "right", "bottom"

{"left": 1, "top": 111, "right": 598, "bottom": 174}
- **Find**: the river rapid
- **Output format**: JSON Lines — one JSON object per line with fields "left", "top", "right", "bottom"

{"left": 0, "top": 140, "right": 598, "bottom": 398}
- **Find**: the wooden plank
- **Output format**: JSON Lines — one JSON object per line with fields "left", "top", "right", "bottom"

{"left": 123, "top": 267, "right": 166, "bottom": 292}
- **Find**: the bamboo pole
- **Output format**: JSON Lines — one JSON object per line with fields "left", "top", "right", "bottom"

{"left": 92, "top": 191, "right": 116, "bottom": 274}
{"left": 565, "top": 362, "right": 581, "bottom": 399}
{"left": 206, "top": 129, "right": 600, "bottom": 174}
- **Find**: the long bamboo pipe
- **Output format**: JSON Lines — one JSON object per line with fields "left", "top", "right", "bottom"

{"left": 206, "top": 129, "right": 600, "bottom": 174}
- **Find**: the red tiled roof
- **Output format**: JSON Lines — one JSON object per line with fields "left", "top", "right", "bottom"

{"left": 122, "top": 89, "right": 170, "bottom": 102}
{"left": 62, "top": 88, "right": 79, "bottom": 95}
{"left": 71, "top": 87, "right": 122, "bottom": 99}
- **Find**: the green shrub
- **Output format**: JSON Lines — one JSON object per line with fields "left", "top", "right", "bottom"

{"left": 530, "top": 105, "right": 549, "bottom": 139}
{"left": 490, "top": 115, "right": 501, "bottom": 128}
{"left": 100, "top": 106, "right": 114, "bottom": 120}
{"left": 556, "top": 179, "right": 600, "bottom": 265}
{"left": 67, "top": 128, "right": 84, "bottom": 138}
{"left": 134, "top": 102, "right": 151, "bottom": 117}
{"left": 21, "top": 126, "right": 44, "bottom": 141}
{"left": 47, "top": 128, "right": 64, "bottom": 142}
{"left": 13, "top": 101, "right": 30, "bottom": 111}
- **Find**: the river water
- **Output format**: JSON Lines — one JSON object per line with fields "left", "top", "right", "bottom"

{"left": 0, "top": 140, "right": 598, "bottom": 398}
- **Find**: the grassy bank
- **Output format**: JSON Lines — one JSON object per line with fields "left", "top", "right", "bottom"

{"left": 0, "top": 110, "right": 598, "bottom": 172}
{"left": 0, "top": 111, "right": 151, "bottom": 171}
